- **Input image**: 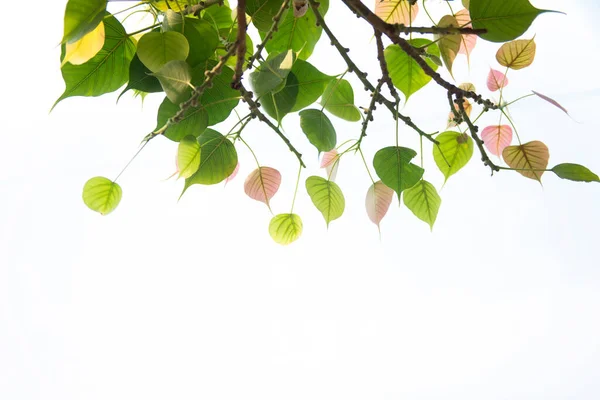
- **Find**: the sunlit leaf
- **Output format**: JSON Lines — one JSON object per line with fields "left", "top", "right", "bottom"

{"left": 532, "top": 91, "right": 570, "bottom": 116}
{"left": 177, "top": 135, "right": 201, "bottom": 179}
{"left": 321, "top": 149, "right": 340, "bottom": 181}
{"left": 502, "top": 141, "right": 549, "bottom": 182}
{"left": 289, "top": 60, "right": 335, "bottom": 111}
{"left": 269, "top": 213, "right": 303, "bottom": 245}
{"left": 82, "top": 176, "right": 122, "bottom": 215}
{"left": 459, "top": 82, "right": 476, "bottom": 92}
{"left": 179, "top": 18, "right": 220, "bottom": 68}
{"left": 487, "top": 68, "right": 509, "bottom": 92}
{"left": 63, "top": 0, "right": 106, "bottom": 43}
{"left": 551, "top": 163, "right": 599, "bottom": 183}
{"left": 156, "top": 97, "right": 208, "bottom": 142}
{"left": 403, "top": 180, "right": 442, "bottom": 230}
{"left": 481, "top": 125, "right": 513, "bottom": 156}
{"left": 435, "top": 15, "right": 461, "bottom": 77}
{"left": 153, "top": 60, "right": 192, "bottom": 105}
{"left": 375, "top": 0, "right": 419, "bottom": 26}
{"left": 320, "top": 79, "right": 361, "bottom": 122}
{"left": 136, "top": 31, "right": 190, "bottom": 73}
{"left": 249, "top": 50, "right": 295, "bottom": 97}
{"left": 433, "top": 131, "right": 474, "bottom": 182}
{"left": 455, "top": 9, "right": 477, "bottom": 63}
{"left": 305, "top": 176, "right": 345, "bottom": 226}
{"left": 373, "top": 147, "right": 424, "bottom": 198}
{"left": 365, "top": 181, "right": 394, "bottom": 227}
{"left": 299, "top": 109, "right": 337, "bottom": 152}
{"left": 496, "top": 38, "right": 536, "bottom": 70}
{"left": 62, "top": 21, "right": 105, "bottom": 66}
{"left": 244, "top": 167, "right": 282, "bottom": 206}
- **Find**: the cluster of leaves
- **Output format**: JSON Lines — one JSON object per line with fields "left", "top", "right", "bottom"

{"left": 57, "top": 0, "right": 598, "bottom": 245}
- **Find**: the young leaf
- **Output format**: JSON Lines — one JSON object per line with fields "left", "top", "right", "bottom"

{"left": 532, "top": 91, "right": 570, "bottom": 116}
{"left": 487, "top": 68, "right": 509, "bottom": 92}
{"left": 551, "top": 164, "right": 600, "bottom": 183}
{"left": 153, "top": 60, "right": 192, "bottom": 105}
{"left": 62, "top": 21, "right": 105, "bottom": 66}
{"left": 299, "top": 109, "right": 337, "bottom": 152}
{"left": 502, "top": 141, "right": 549, "bottom": 182}
{"left": 249, "top": 50, "right": 295, "bottom": 97}
{"left": 459, "top": 82, "right": 476, "bottom": 92}
{"left": 375, "top": 0, "right": 419, "bottom": 26}
{"left": 305, "top": 176, "right": 345, "bottom": 226}
{"left": 365, "top": 181, "right": 394, "bottom": 228}
{"left": 470, "top": 0, "right": 553, "bottom": 43}
{"left": 320, "top": 79, "right": 361, "bottom": 122}
{"left": 435, "top": 15, "right": 461, "bottom": 77}
{"left": 403, "top": 180, "right": 442, "bottom": 230}
{"left": 433, "top": 131, "right": 474, "bottom": 182}
{"left": 481, "top": 125, "right": 513, "bottom": 156}
{"left": 455, "top": 9, "right": 477, "bottom": 62}
{"left": 136, "top": 31, "right": 190, "bottom": 73}
{"left": 373, "top": 147, "right": 424, "bottom": 198}
{"left": 177, "top": 135, "right": 202, "bottom": 179}
{"left": 62, "top": 0, "right": 107, "bottom": 44}
{"left": 269, "top": 214, "right": 303, "bottom": 245}
{"left": 385, "top": 39, "right": 440, "bottom": 101}
{"left": 155, "top": 97, "right": 208, "bottom": 142}
{"left": 447, "top": 99, "right": 472, "bottom": 128}
{"left": 244, "top": 167, "right": 282, "bottom": 206}
{"left": 496, "top": 38, "right": 536, "bottom": 70}
{"left": 321, "top": 149, "right": 340, "bottom": 181}
{"left": 82, "top": 176, "right": 122, "bottom": 215}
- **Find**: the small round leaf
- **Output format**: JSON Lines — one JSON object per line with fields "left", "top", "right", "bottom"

{"left": 82, "top": 177, "right": 122, "bottom": 215}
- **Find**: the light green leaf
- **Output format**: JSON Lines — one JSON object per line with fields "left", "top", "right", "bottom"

{"left": 155, "top": 97, "right": 208, "bottom": 142}
{"left": 269, "top": 213, "right": 303, "bottom": 245}
{"left": 435, "top": 15, "right": 461, "bottom": 77}
{"left": 249, "top": 50, "right": 296, "bottom": 97}
{"left": 403, "top": 180, "right": 442, "bottom": 230}
{"left": 82, "top": 176, "right": 122, "bottom": 215}
{"left": 246, "top": 0, "right": 289, "bottom": 32}
{"left": 305, "top": 176, "right": 345, "bottom": 226}
{"left": 136, "top": 31, "right": 190, "bottom": 73}
{"left": 433, "top": 131, "right": 474, "bottom": 182}
{"left": 153, "top": 60, "right": 192, "bottom": 104}
{"left": 63, "top": 0, "right": 107, "bottom": 43}
{"left": 54, "top": 16, "right": 136, "bottom": 109}
{"left": 470, "top": 0, "right": 554, "bottom": 43}
{"left": 551, "top": 163, "right": 600, "bottom": 183}
{"left": 299, "top": 109, "right": 337, "bottom": 152}
{"left": 373, "top": 147, "right": 424, "bottom": 198}
{"left": 177, "top": 135, "right": 202, "bottom": 179}
{"left": 290, "top": 60, "right": 335, "bottom": 111}
{"left": 320, "top": 79, "right": 361, "bottom": 122}
{"left": 183, "top": 129, "right": 238, "bottom": 192}
{"left": 191, "top": 62, "right": 240, "bottom": 125}
{"left": 385, "top": 38, "right": 440, "bottom": 101}
{"left": 202, "top": 0, "right": 234, "bottom": 33}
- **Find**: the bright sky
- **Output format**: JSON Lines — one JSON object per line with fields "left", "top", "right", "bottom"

{"left": 1, "top": 1, "right": 600, "bottom": 399}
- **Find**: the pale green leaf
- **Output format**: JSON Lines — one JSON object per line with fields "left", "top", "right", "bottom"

{"left": 403, "top": 180, "right": 442, "bottom": 230}
{"left": 269, "top": 213, "right": 303, "bottom": 245}
{"left": 320, "top": 79, "right": 361, "bottom": 122}
{"left": 177, "top": 135, "right": 202, "bottom": 179}
{"left": 433, "top": 131, "right": 474, "bottom": 182}
{"left": 305, "top": 176, "right": 345, "bottom": 226}
{"left": 153, "top": 60, "right": 192, "bottom": 104}
{"left": 82, "top": 176, "right": 122, "bottom": 215}
{"left": 136, "top": 31, "right": 190, "bottom": 73}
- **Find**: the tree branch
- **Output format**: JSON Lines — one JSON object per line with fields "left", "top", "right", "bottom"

{"left": 231, "top": 0, "right": 247, "bottom": 89}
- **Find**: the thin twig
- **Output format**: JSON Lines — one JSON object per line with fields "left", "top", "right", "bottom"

{"left": 247, "top": 0, "right": 291, "bottom": 69}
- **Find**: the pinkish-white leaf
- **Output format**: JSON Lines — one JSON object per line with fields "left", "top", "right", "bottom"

{"left": 455, "top": 9, "right": 477, "bottom": 59}
{"left": 481, "top": 125, "right": 513, "bottom": 156}
{"left": 244, "top": 166, "right": 281, "bottom": 206}
{"left": 320, "top": 149, "right": 340, "bottom": 181}
{"left": 225, "top": 162, "right": 240, "bottom": 185}
{"left": 365, "top": 181, "right": 394, "bottom": 227}
{"left": 487, "top": 68, "right": 509, "bottom": 92}
{"left": 532, "top": 90, "right": 570, "bottom": 116}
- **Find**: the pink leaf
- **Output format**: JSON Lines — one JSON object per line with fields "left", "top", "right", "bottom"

{"left": 244, "top": 166, "right": 281, "bottom": 206}
{"left": 481, "top": 125, "right": 513, "bottom": 156}
{"left": 320, "top": 149, "right": 340, "bottom": 181}
{"left": 532, "top": 90, "right": 570, "bottom": 116}
{"left": 455, "top": 9, "right": 477, "bottom": 58}
{"left": 487, "top": 68, "right": 509, "bottom": 92}
{"left": 225, "top": 162, "right": 240, "bottom": 185}
{"left": 365, "top": 181, "right": 394, "bottom": 227}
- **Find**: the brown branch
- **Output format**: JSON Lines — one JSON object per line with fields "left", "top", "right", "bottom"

{"left": 374, "top": 29, "right": 399, "bottom": 103}
{"left": 393, "top": 25, "right": 486, "bottom": 35}
{"left": 357, "top": 79, "right": 385, "bottom": 148}
{"left": 231, "top": 0, "right": 247, "bottom": 89}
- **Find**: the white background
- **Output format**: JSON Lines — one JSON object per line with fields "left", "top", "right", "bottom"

{"left": 1, "top": 0, "right": 600, "bottom": 399}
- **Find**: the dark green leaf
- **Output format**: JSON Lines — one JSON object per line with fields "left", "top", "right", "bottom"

{"left": 181, "top": 18, "right": 220, "bottom": 67}
{"left": 552, "top": 163, "right": 599, "bottom": 183}
{"left": 193, "top": 62, "right": 241, "bottom": 125}
{"left": 299, "top": 109, "right": 337, "bottom": 152}
{"left": 261, "top": 73, "right": 299, "bottom": 122}
{"left": 249, "top": 50, "right": 296, "bottom": 97}
{"left": 290, "top": 60, "right": 334, "bottom": 112}
{"left": 118, "top": 54, "right": 163, "bottom": 101}
{"left": 246, "top": 0, "right": 288, "bottom": 31}
{"left": 373, "top": 147, "right": 424, "bottom": 198}
{"left": 155, "top": 97, "right": 208, "bottom": 142}
{"left": 63, "top": 0, "right": 106, "bottom": 43}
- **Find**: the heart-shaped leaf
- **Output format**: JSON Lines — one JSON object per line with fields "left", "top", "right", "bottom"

{"left": 373, "top": 147, "right": 424, "bottom": 198}
{"left": 269, "top": 213, "right": 303, "bottom": 245}
{"left": 320, "top": 79, "right": 361, "bottom": 122}
{"left": 455, "top": 9, "right": 477, "bottom": 62}
{"left": 502, "top": 140, "right": 549, "bottom": 182}
{"left": 487, "top": 68, "right": 509, "bottom": 92}
{"left": 299, "top": 109, "right": 337, "bottom": 152}
{"left": 82, "top": 176, "right": 122, "bottom": 215}
{"left": 244, "top": 167, "right": 282, "bottom": 206}
{"left": 375, "top": 0, "right": 419, "bottom": 26}
{"left": 320, "top": 149, "right": 340, "bottom": 181}
{"left": 551, "top": 164, "right": 599, "bottom": 183}
{"left": 435, "top": 15, "right": 461, "bottom": 77}
{"left": 249, "top": 50, "right": 295, "bottom": 97}
{"left": 365, "top": 181, "right": 394, "bottom": 228}
{"left": 481, "top": 125, "right": 513, "bottom": 156}
{"left": 62, "top": 0, "right": 107, "bottom": 44}
{"left": 306, "top": 176, "right": 345, "bottom": 226}
{"left": 403, "top": 180, "right": 442, "bottom": 230}
{"left": 496, "top": 38, "right": 536, "bottom": 70}
{"left": 177, "top": 135, "right": 201, "bottom": 179}
{"left": 137, "top": 31, "right": 190, "bottom": 73}
{"left": 433, "top": 131, "right": 474, "bottom": 182}
{"left": 153, "top": 60, "right": 192, "bottom": 105}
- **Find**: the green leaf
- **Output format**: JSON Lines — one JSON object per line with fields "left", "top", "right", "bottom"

{"left": 299, "top": 109, "right": 337, "bottom": 152}
{"left": 305, "top": 176, "right": 345, "bottom": 226}
{"left": 385, "top": 38, "right": 440, "bottom": 101}
{"left": 552, "top": 163, "right": 600, "bottom": 183}
{"left": 246, "top": 0, "right": 289, "bottom": 32}
{"left": 249, "top": 50, "right": 296, "bottom": 97}
{"left": 290, "top": 60, "right": 335, "bottom": 112}
{"left": 153, "top": 60, "right": 192, "bottom": 104}
{"left": 156, "top": 97, "right": 208, "bottom": 142}
{"left": 373, "top": 147, "right": 424, "bottom": 199}
{"left": 82, "top": 176, "right": 122, "bottom": 215}
{"left": 63, "top": 0, "right": 107, "bottom": 43}
{"left": 403, "top": 180, "right": 442, "bottom": 230}
{"left": 320, "top": 79, "right": 361, "bottom": 122}
{"left": 136, "top": 31, "right": 189, "bottom": 73}
{"left": 269, "top": 214, "right": 303, "bottom": 245}
{"left": 202, "top": 0, "right": 234, "bottom": 33}
{"left": 260, "top": 73, "right": 299, "bottom": 122}
{"left": 177, "top": 135, "right": 202, "bottom": 179}
{"left": 220, "top": 31, "right": 255, "bottom": 70}
{"left": 118, "top": 54, "right": 163, "bottom": 101}
{"left": 193, "top": 62, "right": 240, "bottom": 125}
{"left": 435, "top": 15, "right": 461, "bottom": 78}
{"left": 181, "top": 18, "right": 220, "bottom": 67}
{"left": 470, "top": 0, "right": 553, "bottom": 43}
{"left": 183, "top": 129, "right": 238, "bottom": 192}
{"left": 54, "top": 15, "right": 136, "bottom": 109}
{"left": 433, "top": 131, "right": 474, "bottom": 182}
{"left": 263, "top": 0, "right": 329, "bottom": 60}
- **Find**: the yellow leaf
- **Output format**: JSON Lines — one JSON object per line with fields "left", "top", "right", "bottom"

{"left": 62, "top": 21, "right": 105, "bottom": 67}
{"left": 502, "top": 141, "right": 549, "bottom": 182}
{"left": 375, "top": 0, "right": 419, "bottom": 26}
{"left": 496, "top": 38, "right": 536, "bottom": 70}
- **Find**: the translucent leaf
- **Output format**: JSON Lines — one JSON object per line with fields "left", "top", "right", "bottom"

{"left": 455, "top": 9, "right": 477, "bottom": 62}
{"left": 459, "top": 82, "right": 476, "bottom": 92}
{"left": 447, "top": 99, "right": 472, "bottom": 128}
{"left": 435, "top": 15, "right": 461, "bottom": 77}
{"left": 249, "top": 50, "right": 295, "bottom": 97}
{"left": 305, "top": 176, "right": 345, "bottom": 226}
{"left": 532, "top": 91, "right": 570, "bottom": 116}
{"left": 374, "top": 0, "right": 419, "bottom": 26}
{"left": 373, "top": 147, "right": 424, "bottom": 198}
{"left": 320, "top": 79, "right": 361, "bottom": 122}
{"left": 433, "top": 131, "right": 474, "bottom": 182}
{"left": 153, "top": 60, "right": 192, "bottom": 105}
{"left": 244, "top": 167, "right": 282, "bottom": 206}
{"left": 320, "top": 149, "right": 340, "bottom": 181}
{"left": 62, "top": 0, "right": 106, "bottom": 43}
{"left": 403, "top": 180, "right": 442, "bottom": 230}
{"left": 502, "top": 141, "right": 549, "bottom": 182}
{"left": 365, "top": 181, "right": 394, "bottom": 227}
{"left": 481, "top": 125, "right": 513, "bottom": 156}
{"left": 136, "top": 31, "right": 190, "bottom": 73}
{"left": 82, "top": 176, "right": 122, "bottom": 215}
{"left": 552, "top": 164, "right": 599, "bottom": 183}
{"left": 62, "top": 21, "right": 105, "bottom": 66}
{"left": 487, "top": 68, "right": 509, "bottom": 92}
{"left": 269, "top": 214, "right": 303, "bottom": 245}
{"left": 496, "top": 38, "right": 536, "bottom": 70}
{"left": 177, "top": 135, "right": 201, "bottom": 179}
{"left": 299, "top": 109, "right": 337, "bottom": 152}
